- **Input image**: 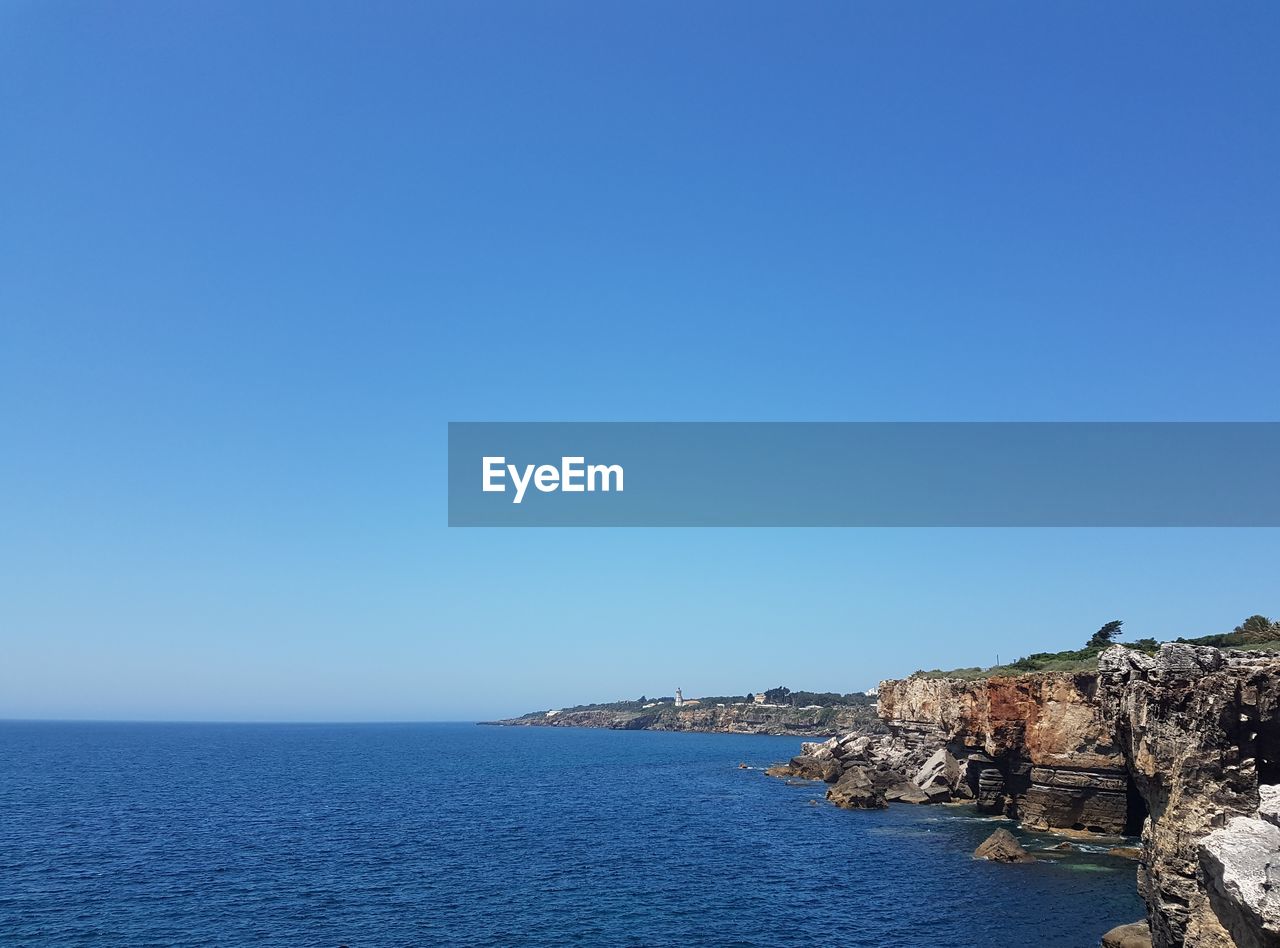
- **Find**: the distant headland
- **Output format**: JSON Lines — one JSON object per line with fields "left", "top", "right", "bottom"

{"left": 482, "top": 686, "right": 884, "bottom": 737}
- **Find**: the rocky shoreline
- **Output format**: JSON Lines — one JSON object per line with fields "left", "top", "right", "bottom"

{"left": 483, "top": 702, "right": 882, "bottom": 737}
{"left": 765, "top": 643, "right": 1280, "bottom": 948}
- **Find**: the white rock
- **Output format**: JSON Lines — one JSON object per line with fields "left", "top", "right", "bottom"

{"left": 912, "top": 747, "right": 950, "bottom": 790}
{"left": 1199, "top": 815, "right": 1280, "bottom": 945}
{"left": 1258, "top": 785, "right": 1280, "bottom": 829}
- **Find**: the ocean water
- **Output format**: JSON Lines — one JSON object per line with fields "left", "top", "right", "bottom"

{"left": 0, "top": 722, "right": 1143, "bottom": 947}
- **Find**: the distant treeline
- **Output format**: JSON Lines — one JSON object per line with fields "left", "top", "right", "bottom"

{"left": 746, "top": 687, "right": 877, "bottom": 708}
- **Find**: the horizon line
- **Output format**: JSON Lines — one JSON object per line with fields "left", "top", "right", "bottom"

{"left": 0, "top": 717, "right": 486, "bottom": 726}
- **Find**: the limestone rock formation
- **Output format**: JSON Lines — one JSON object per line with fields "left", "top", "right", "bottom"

{"left": 1199, "top": 816, "right": 1280, "bottom": 947}
{"left": 825, "top": 766, "right": 886, "bottom": 809}
{"left": 1098, "top": 644, "right": 1280, "bottom": 947}
{"left": 1101, "top": 921, "right": 1153, "bottom": 948}
{"left": 764, "top": 754, "right": 840, "bottom": 782}
{"left": 912, "top": 747, "right": 947, "bottom": 787}
{"left": 767, "top": 641, "right": 1280, "bottom": 947}
{"left": 884, "top": 782, "right": 931, "bottom": 804}
{"left": 768, "top": 726, "right": 945, "bottom": 802}
{"left": 877, "top": 671, "right": 1134, "bottom": 833}
{"left": 974, "top": 827, "right": 1034, "bottom": 863}
{"left": 1258, "top": 785, "right": 1280, "bottom": 829}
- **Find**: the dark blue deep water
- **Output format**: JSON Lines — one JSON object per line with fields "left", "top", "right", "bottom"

{"left": 1, "top": 722, "right": 1143, "bottom": 946}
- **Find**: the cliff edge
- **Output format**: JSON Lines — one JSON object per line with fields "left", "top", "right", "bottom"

{"left": 776, "top": 644, "right": 1280, "bottom": 947}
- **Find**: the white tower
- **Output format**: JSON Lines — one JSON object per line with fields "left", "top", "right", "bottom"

{"left": 675, "top": 687, "right": 684, "bottom": 707}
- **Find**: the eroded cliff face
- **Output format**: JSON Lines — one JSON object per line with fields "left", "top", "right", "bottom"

{"left": 874, "top": 645, "right": 1280, "bottom": 948}
{"left": 1099, "top": 645, "right": 1280, "bottom": 948}
{"left": 877, "top": 671, "right": 1137, "bottom": 834}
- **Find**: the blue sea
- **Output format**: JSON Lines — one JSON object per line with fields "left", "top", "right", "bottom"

{"left": 0, "top": 722, "right": 1143, "bottom": 946}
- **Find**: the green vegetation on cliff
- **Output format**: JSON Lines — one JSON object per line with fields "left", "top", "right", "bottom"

{"left": 913, "top": 614, "right": 1280, "bottom": 680}
{"left": 1174, "top": 614, "right": 1280, "bottom": 650}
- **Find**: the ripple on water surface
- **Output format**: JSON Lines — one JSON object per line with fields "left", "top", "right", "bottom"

{"left": 0, "top": 722, "right": 1143, "bottom": 946}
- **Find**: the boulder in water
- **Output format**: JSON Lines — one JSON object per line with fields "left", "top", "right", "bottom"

{"left": 1100, "top": 921, "right": 1152, "bottom": 948}
{"left": 765, "top": 755, "right": 828, "bottom": 780}
{"left": 974, "top": 828, "right": 1034, "bottom": 863}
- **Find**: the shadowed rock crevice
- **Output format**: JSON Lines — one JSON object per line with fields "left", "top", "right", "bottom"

{"left": 1257, "top": 721, "right": 1280, "bottom": 788}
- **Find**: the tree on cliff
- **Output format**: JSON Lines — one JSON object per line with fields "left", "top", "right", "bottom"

{"left": 1088, "top": 620, "right": 1124, "bottom": 648}
{"left": 764, "top": 686, "right": 792, "bottom": 705}
{"left": 1234, "top": 615, "right": 1280, "bottom": 642}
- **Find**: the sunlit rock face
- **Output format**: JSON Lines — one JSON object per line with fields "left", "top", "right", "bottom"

{"left": 1099, "top": 645, "right": 1280, "bottom": 948}
{"left": 876, "top": 672, "right": 1136, "bottom": 834}
{"left": 1199, "top": 815, "right": 1280, "bottom": 948}
{"left": 877, "top": 645, "right": 1280, "bottom": 946}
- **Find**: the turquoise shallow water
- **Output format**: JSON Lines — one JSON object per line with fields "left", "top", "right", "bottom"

{"left": 0, "top": 722, "right": 1143, "bottom": 946}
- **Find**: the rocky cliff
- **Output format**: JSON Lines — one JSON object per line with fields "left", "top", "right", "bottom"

{"left": 877, "top": 670, "right": 1136, "bottom": 834}
{"left": 777, "top": 644, "right": 1280, "bottom": 947}
{"left": 1099, "top": 645, "right": 1280, "bottom": 948}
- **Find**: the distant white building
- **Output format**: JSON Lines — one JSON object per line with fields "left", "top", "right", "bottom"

{"left": 752, "top": 693, "right": 766, "bottom": 705}
{"left": 864, "top": 687, "right": 879, "bottom": 697}
{"left": 672, "top": 688, "right": 701, "bottom": 709}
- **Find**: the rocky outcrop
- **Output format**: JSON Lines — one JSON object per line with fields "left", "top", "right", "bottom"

{"left": 826, "top": 766, "right": 886, "bottom": 809}
{"left": 1199, "top": 816, "right": 1280, "bottom": 947}
{"left": 1099, "top": 645, "right": 1280, "bottom": 947}
{"left": 974, "top": 827, "right": 1034, "bottom": 863}
{"left": 1258, "top": 786, "right": 1280, "bottom": 828}
{"left": 772, "top": 673, "right": 1137, "bottom": 831}
{"left": 765, "top": 754, "right": 840, "bottom": 782}
{"left": 769, "top": 725, "right": 953, "bottom": 806}
{"left": 765, "top": 734, "right": 931, "bottom": 799}
{"left": 877, "top": 672, "right": 1135, "bottom": 834}
{"left": 1103, "top": 922, "right": 1154, "bottom": 948}
{"left": 763, "top": 643, "right": 1280, "bottom": 947}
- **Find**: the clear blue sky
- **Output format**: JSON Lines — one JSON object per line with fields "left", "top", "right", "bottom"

{"left": 2, "top": 2, "right": 1277, "bottom": 720}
